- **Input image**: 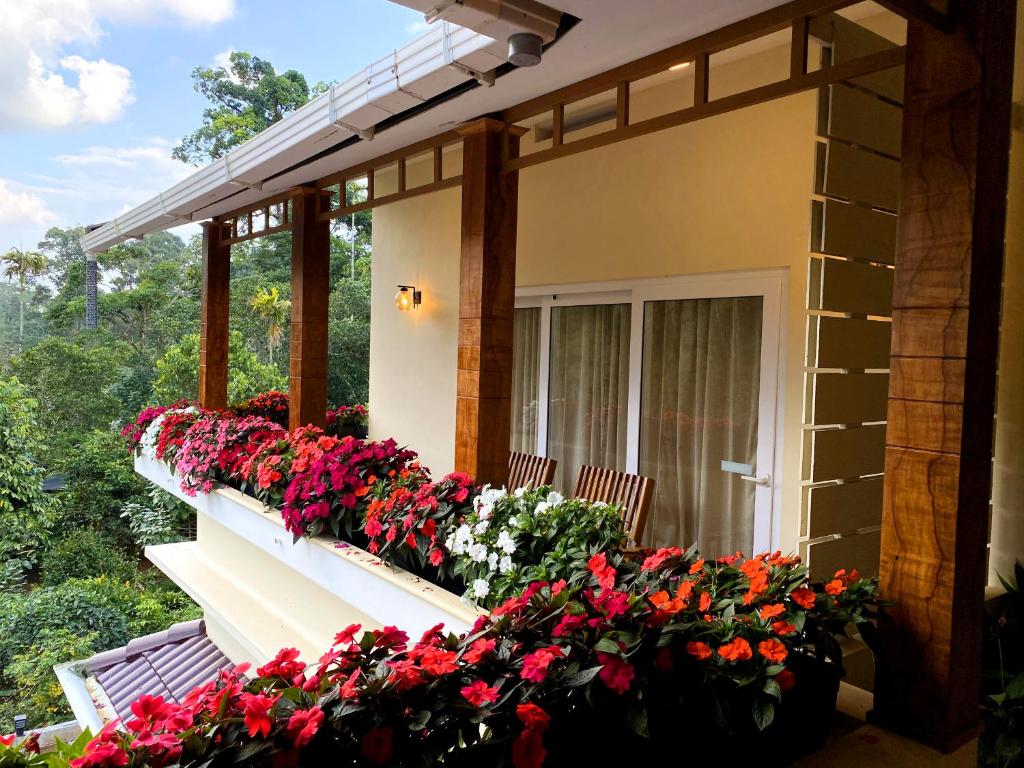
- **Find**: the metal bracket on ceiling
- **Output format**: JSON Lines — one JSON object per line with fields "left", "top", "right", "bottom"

{"left": 223, "top": 154, "right": 264, "bottom": 191}
{"left": 424, "top": 0, "right": 461, "bottom": 24}
{"left": 328, "top": 86, "right": 377, "bottom": 140}
{"left": 442, "top": 24, "right": 494, "bottom": 87}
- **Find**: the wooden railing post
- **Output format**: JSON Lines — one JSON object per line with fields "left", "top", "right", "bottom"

{"left": 289, "top": 187, "right": 332, "bottom": 431}
{"left": 874, "top": 0, "right": 1016, "bottom": 751}
{"left": 454, "top": 119, "right": 525, "bottom": 486}
{"left": 199, "top": 220, "right": 230, "bottom": 410}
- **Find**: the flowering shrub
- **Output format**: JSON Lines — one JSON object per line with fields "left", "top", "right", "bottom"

{"left": 2, "top": 548, "right": 879, "bottom": 767}
{"left": 232, "top": 390, "right": 290, "bottom": 427}
{"left": 327, "top": 403, "right": 369, "bottom": 430}
{"left": 173, "top": 414, "right": 286, "bottom": 495}
{"left": 281, "top": 437, "right": 419, "bottom": 539}
{"left": 445, "top": 486, "right": 626, "bottom": 607}
{"left": 238, "top": 426, "right": 337, "bottom": 508}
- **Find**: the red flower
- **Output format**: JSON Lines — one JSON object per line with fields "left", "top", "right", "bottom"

{"left": 460, "top": 680, "right": 500, "bottom": 707}
{"left": 552, "top": 612, "right": 587, "bottom": 637}
{"left": 516, "top": 702, "right": 551, "bottom": 733}
{"left": 698, "top": 591, "right": 712, "bottom": 612}
{"left": 655, "top": 647, "right": 674, "bottom": 670}
{"left": 512, "top": 730, "right": 547, "bottom": 768}
{"left": 285, "top": 706, "right": 324, "bottom": 748}
{"left": 689, "top": 559, "right": 705, "bottom": 575}
{"left": 463, "top": 637, "right": 496, "bottom": 664}
{"left": 686, "top": 641, "right": 713, "bottom": 661}
{"left": 361, "top": 726, "right": 393, "bottom": 765}
{"left": 641, "top": 546, "right": 682, "bottom": 572}
{"left": 772, "top": 620, "right": 798, "bottom": 636}
{"left": 257, "top": 647, "right": 305, "bottom": 683}
{"left": 334, "top": 623, "right": 362, "bottom": 646}
{"left": 790, "top": 586, "right": 816, "bottom": 609}
{"left": 776, "top": 668, "right": 796, "bottom": 692}
{"left": 429, "top": 547, "right": 445, "bottom": 566}
{"left": 759, "top": 603, "right": 785, "bottom": 620}
{"left": 718, "top": 637, "right": 753, "bottom": 662}
{"left": 520, "top": 645, "right": 564, "bottom": 683}
{"left": 596, "top": 652, "right": 635, "bottom": 695}
{"left": 240, "top": 693, "right": 278, "bottom": 738}
{"left": 825, "top": 579, "right": 847, "bottom": 596}
{"left": 758, "top": 638, "right": 788, "bottom": 663}
{"left": 587, "top": 552, "right": 617, "bottom": 591}
{"left": 419, "top": 648, "right": 459, "bottom": 676}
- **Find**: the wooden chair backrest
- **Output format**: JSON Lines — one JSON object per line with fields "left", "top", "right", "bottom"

{"left": 572, "top": 465, "right": 655, "bottom": 545}
{"left": 508, "top": 451, "right": 558, "bottom": 491}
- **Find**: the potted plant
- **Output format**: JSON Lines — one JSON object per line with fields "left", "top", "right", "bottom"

{"left": 327, "top": 403, "right": 369, "bottom": 439}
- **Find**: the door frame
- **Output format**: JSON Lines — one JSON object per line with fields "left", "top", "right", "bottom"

{"left": 515, "top": 268, "right": 787, "bottom": 552}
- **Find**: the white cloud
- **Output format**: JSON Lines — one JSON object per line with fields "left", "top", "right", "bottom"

{"left": 0, "top": 0, "right": 236, "bottom": 131}
{"left": 0, "top": 180, "right": 59, "bottom": 229}
{"left": 405, "top": 19, "right": 430, "bottom": 36}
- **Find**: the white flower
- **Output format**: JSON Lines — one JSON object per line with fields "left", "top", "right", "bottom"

{"left": 499, "top": 555, "right": 513, "bottom": 573}
{"left": 513, "top": 487, "right": 527, "bottom": 498}
{"left": 468, "top": 542, "right": 489, "bottom": 562}
{"left": 534, "top": 502, "right": 550, "bottom": 516}
{"left": 546, "top": 491, "right": 565, "bottom": 507}
{"left": 508, "top": 515, "right": 519, "bottom": 528}
{"left": 474, "top": 519, "right": 490, "bottom": 535}
{"left": 472, "top": 579, "right": 490, "bottom": 600}
{"left": 445, "top": 533, "right": 456, "bottom": 551}
{"left": 496, "top": 530, "right": 516, "bottom": 554}
{"left": 487, "top": 551, "right": 499, "bottom": 571}
{"left": 451, "top": 524, "right": 473, "bottom": 555}
{"left": 139, "top": 407, "right": 196, "bottom": 460}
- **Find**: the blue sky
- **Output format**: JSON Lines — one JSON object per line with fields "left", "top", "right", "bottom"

{"left": 0, "top": 0, "right": 427, "bottom": 251}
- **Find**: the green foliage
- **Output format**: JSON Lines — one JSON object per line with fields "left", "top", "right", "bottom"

{"left": 3, "top": 630, "right": 98, "bottom": 726}
{"left": 120, "top": 486, "right": 192, "bottom": 549}
{"left": 981, "top": 562, "right": 1024, "bottom": 767}
{"left": 39, "top": 530, "right": 137, "bottom": 587}
{"left": 0, "top": 377, "right": 55, "bottom": 588}
{"left": 51, "top": 429, "right": 148, "bottom": 540}
{"left": 328, "top": 254, "right": 371, "bottom": 405}
{"left": 8, "top": 339, "right": 127, "bottom": 464}
{"left": 154, "top": 330, "right": 286, "bottom": 404}
{"left": 173, "top": 52, "right": 313, "bottom": 165}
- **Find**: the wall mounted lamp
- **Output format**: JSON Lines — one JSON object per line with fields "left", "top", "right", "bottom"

{"left": 395, "top": 285, "right": 422, "bottom": 311}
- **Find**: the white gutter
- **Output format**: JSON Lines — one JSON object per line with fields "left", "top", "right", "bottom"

{"left": 53, "top": 662, "right": 105, "bottom": 736}
{"left": 80, "top": 22, "right": 505, "bottom": 254}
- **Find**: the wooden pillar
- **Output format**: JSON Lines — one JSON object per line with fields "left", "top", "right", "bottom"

{"left": 289, "top": 187, "right": 332, "bottom": 431}
{"left": 454, "top": 119, "right": 525, "bottom": 485}
{"left": 198, "top": 220, "right": 231, "bottom": 410}
{"left": 874, "top": 0, "right": 1016, "bottom": 751}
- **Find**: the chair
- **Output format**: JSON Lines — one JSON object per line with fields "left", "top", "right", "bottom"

{"left": 572, "top": 465, "right": 655, "bottom": 546}
{"left": 508, "top": 451, "right": 557, "bottom": 491}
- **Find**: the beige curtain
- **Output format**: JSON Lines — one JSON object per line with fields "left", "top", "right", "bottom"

{"left": 511, "top": 307, "right": 541, "bottom": 453}
{"left": 639, "top": 297, "right": 762, "bottom": 556}
{"left": 547, "top": 304, "right": 630, "bottom": 491}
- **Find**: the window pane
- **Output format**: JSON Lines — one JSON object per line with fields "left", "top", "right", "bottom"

{"left": 547, "top": 303, "right": 630, "bottom": 491}
{"left": 511, "top": 307, "right": 541, "bottom": 453}
{"left": 639, "top": 296, "right": 762, "bottom": 555}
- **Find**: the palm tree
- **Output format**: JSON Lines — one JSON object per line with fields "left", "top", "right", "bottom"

{"left": 1, "top": 248, "right": 47, "bottom": 347}
{"left": 249, "top": 286, "right": 290, "bottom": 364}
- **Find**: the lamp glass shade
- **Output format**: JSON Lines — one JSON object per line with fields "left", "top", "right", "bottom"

{"left": 395, "top": 287, "right": 413, "bottom": 311}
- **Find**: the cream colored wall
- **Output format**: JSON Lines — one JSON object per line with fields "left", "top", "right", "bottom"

{"left": 989, "top": 2, "right": 1024, "bottom": 585}
{"left": 368, "top": 40, "right": 817, "bottom": 552}
{"left": 369, "top": 187, "right": 462, "bottom": 476}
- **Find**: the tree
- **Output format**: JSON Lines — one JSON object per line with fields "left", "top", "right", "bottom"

{"left": 173, "top": 52, "right": 314, "bottom": 165}
{"left": 1, "top": 248, "right": 47, "bottom": 346}
{"left": 154, "top": 330, "right": 287, "bottom": 404}
{"left": 249, "top": 286, "right": 290, "bottom": 363}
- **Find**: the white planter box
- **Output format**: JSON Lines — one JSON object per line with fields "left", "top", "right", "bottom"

{"left": 136, "top": 455, "right": 482, "bottom": 665}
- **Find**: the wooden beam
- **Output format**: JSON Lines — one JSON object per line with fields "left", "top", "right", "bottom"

{"left": 289, "top": 187, "right": 332, "bottom": 431}
{"left": 694, "top": 52, "right": 710, "bottom": 105}
{"left": 454, "top": 118, "right": 525, "bottom": 486}
{"left": 198, "top": 221, "right": 231, "bottom": 410}
{"left": 873, "top": 0, "right": 955, "bottom": 33}
{"left": 874, "top": 0, "right": 1016, "bottom": 751}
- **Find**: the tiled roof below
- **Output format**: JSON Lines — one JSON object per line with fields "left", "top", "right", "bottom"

{"left": 84, "top": 619, "right": 231, "bottom": 722}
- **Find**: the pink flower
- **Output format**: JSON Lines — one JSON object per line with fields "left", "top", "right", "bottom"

{"left": 285, "top": 706, "right": 324, "bottom": 748}
{"left": 520, "top": 645, "right": 564, "bottom": 683}
{"left": 460, "top": 680, "right": 500, "bottom": 707}
{"left": 240, "top": 693, "right": 278, "bottom": 738}
{"left": 596, "top": 652, "right": 635, "bottom": 694}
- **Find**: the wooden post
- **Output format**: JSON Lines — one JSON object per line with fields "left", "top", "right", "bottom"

{"left": 289, "top": 188, "right": 331, "bottom": 431}
{"left": 199, "top": 221, "right": 230, "bottom": 410}
{"left": 874, "top": 0, "right": 1016, "bottom": 751}
{"left": 454, "top": 119, "right": 524, "bottom": 486}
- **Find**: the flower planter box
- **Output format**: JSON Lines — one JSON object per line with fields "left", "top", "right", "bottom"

{"left": 135, "top": 454, "right": 483, "bottom": 665}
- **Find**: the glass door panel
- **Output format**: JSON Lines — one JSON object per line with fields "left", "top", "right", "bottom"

{"left": 546, "top": 303, "right": 630, "bottom": 491}
{"left": 639, "top": 296, "right": 763, "bottom": 555}
{"left": 511, "top": 307, "right": 541, "bottom": 453}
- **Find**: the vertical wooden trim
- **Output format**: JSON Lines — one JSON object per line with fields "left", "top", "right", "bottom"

{"left": 791, "top": 16, "right": 810, "bottom": 77}
{"left": 616, "top": 81, "right": 630, "bottom": 128}
{"left": 552, "top": 104, "right": 564, "bottom": 147}
{"left": 433, "top": 145, "right": 443, "bottom": 183}
{"left": 694, "top": 52, "right": 710, "bottom": 105}
{"left": 198, "top": 221, "right": 230, "bottom": 410}
{"left": 367, "top": 171, "right": 374, "bottom": 202}
{"left": 874, "top": 0, "right": 1016, "bottom": 751}
{"left": 398, "top": 157, "right": 407, "bottom": 193}
{"left": 289, "top": 188, "right": 332, "bottom": 431}
{"left": 454, "top": 118, "right": 524, "bottom": 486}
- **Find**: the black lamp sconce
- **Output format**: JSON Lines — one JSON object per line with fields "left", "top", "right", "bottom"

{"left": 395, "top": 285, "right": 422, "bottom": 311}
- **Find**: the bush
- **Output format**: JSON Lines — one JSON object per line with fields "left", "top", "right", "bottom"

{"left": 39, "top": 530, "right": 138, "bottom": 587}
{"left": 154, "top": 331, "right": 286, "bottom": 404}
{"left": 120, "top": 486, "right": 193, "bottom": 548}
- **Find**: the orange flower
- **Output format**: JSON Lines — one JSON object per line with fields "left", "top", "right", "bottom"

{"left": 758, "top": 638, "right": 788, "bottom": 663}
{"left": 743, "top": 571, "right": 770, "bottom": 605}
{"left": 790, "top": 586, "right": 816, "bottom": 609}
{"left": 824, "top": 579, "right": 847, "bottom": 596}
{"left": 739, "top": 558, "right": 766, "bottom": 579}
{"left": 649, "top": 591, "right": 685, "bottom": 615}
{"left": 686, "top": 641, "right": 713, "bottom": 661}
{"left": 698, "top": 592, "right": 712, "bottom": 612}
{"left": 676, "top": 579, "right": 695, "bottom": 602}
{"left": 772, "top": 620, "right": 798, "bottom": 636}
{"left": 688, "top": 559, "right": 705, "bottom": 575}
{"left": 759, "top": 603, "right": 785, "bottom": 621}
{"left": 717, "top": 637, "right": 753, "bottom": 662}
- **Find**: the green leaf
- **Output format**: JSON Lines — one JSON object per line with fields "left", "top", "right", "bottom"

{"left": 752, "top": 698, "right": 775, "bottom": 731}
{"left": 563, "top": 666, "right": 602, "bottom": 687}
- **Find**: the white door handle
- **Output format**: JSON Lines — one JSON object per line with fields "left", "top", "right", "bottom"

{"left": 740, "top": 474, "right": 771, "bottom": 487}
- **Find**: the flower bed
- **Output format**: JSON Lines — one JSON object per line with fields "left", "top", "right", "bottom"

{"left": 1, "top": 548, "right": 879, "bottom": 767}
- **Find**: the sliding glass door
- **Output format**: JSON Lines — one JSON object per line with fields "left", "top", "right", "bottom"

{"left": 512, "top": 274, "right": 782, "bottom": 555}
